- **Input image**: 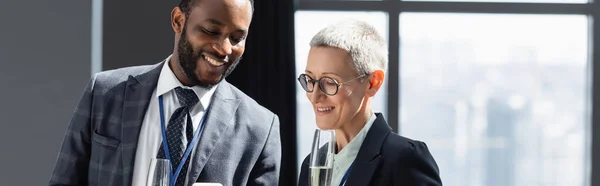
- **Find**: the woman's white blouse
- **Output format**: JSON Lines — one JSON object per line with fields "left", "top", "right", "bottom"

{"left": 331, "top": 113, "right": 377, "bottom": 186}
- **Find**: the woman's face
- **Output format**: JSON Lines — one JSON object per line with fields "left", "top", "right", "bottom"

{"left": 303, "top": 46, "right": 370, "bottom": 130}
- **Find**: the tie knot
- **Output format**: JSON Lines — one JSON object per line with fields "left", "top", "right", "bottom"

{"left": 174, "top": 87, "right": 199, "bottom": 108}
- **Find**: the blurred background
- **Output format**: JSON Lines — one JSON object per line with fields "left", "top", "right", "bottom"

{"left": 1, "top": 0, "right": 599, "bottom": 186}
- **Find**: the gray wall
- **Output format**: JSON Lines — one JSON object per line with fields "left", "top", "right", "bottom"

{"left": 102, "top": 0, "right": 176, "bottom": 70}
{"left": 0, "top": 0, "right": 92, "bottom": 185}
{"left": 0, "top": 0, "right": 181, "bottom": 185}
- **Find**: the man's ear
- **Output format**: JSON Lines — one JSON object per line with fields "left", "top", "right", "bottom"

{"left": 171, "top": 7, "right": 185, "bottom": 34}
{"left": 366, "top": 70, "right": 385, "bottom": 97}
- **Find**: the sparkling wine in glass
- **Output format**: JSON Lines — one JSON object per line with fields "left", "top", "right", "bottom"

{"left": 309, "top": 129, "right": 335, "bottom": 186}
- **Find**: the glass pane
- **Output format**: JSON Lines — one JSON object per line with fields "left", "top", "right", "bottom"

{"left": 403, "top": 0, "right": 586, "bottom": 3}
{"left": 399, "top": 13, "right": 589, "bottom": 186}
{"left": 295, "top": 10, "right": 388, "bottom": 174}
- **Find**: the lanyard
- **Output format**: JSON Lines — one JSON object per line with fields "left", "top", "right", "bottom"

{"left": 339, "top": 162, "right": 354, "bottom": 186}
{"left": 158, "top": 95, "right": 210, "bottom": 186}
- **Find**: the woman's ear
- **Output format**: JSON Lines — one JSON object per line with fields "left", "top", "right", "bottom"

{"left": 366, "top": 70, "right": 385, "bottom": 97}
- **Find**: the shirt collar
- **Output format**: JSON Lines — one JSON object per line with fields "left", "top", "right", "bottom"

{"left": 336, "top": 112, "right": 378, "bottom": 156}
{"left": 156, "top": 55, "right": 217, "bottom": 110}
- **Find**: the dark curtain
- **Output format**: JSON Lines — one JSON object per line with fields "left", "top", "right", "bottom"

{"left": 225, "top": 0, "right": 297, "bottom": 185}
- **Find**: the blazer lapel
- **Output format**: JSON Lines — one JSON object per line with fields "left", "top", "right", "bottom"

{"left": 188, "top": 81, "right": 241, "bottom": 185}
{"left": 346, "top": 113, "right": 391, "bottom": 186}
{"left": 120, "top": 62, "right": 164, "bottom": 185}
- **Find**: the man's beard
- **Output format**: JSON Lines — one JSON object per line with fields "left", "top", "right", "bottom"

{"left": 176, "top": 23, "right": 242, "bottom": 88}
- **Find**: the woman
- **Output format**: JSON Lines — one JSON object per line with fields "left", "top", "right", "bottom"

{"left": 297, "top": 20, "right": 443, "bottom": 186}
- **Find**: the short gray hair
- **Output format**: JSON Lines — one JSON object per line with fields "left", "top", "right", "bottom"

{"left": 310, "top": 19, "right": 388, "bottom": 75}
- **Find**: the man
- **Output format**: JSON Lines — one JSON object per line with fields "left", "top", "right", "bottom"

{"left": 48, "top": 0, "right": 281, "bottom": 185}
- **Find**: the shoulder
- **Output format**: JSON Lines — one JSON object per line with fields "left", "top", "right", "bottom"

{"left": 90, "top": 63, "right": 160, "bottom": 95}
{"left": 380, "top": 133, "right": 436, "bottom": 166}
{"left": 381, "top": 133, "right": 442, "bottom": 184}
{"left": 218, "top": 81, "right": 276, "bottom": 120}
{"left": 382, "top": 133, "right": 429, "bottom": 156}
{"left": 93, "top": 64, "right": 157, "bottom": 89}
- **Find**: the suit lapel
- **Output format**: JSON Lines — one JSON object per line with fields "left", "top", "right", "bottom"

{"left": 120, "top": 62, "right": 164, "bottom": 185}
{"left": 188, "top": 81, "right": 241, "bottom": 185}
{"left": 346, "top": 113, "right": 391, "bottom": 186}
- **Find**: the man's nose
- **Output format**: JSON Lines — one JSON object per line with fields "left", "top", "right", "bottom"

{"left": 212, "top": 38, "right": 233, "bottom": 56}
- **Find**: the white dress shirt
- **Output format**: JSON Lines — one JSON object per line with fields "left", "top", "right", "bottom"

{"left": 330, "top": 113, "right": 377, "bottom": 186}
{"left": 131, "top": 55, "right": 217, "bottom": 186}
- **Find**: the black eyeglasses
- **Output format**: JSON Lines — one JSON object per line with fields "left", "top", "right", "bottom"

{"left": 297, "top": 73, "right": 368, "bottom": 96}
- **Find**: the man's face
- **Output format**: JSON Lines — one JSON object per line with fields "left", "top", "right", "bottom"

{"left": 176, "top": 0, "right": 252, "bottom": 88}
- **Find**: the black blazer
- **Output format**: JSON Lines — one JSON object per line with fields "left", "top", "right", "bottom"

{"left": 298, "top": 113, "right": 442, "bottom": 186}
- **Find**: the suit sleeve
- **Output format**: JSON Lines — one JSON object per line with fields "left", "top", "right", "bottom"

{"left": 396, "top": 141, "right": 443, "bottom": 186}
{"left": 48, "top": 75, "right": 97, "bottom": 186}
{"left": 247, "top": 114, "right": 282, "bottom": 186}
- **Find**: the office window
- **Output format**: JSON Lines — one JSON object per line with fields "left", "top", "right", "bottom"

{"left": 398, "top": 13, "right": 590, "bottom": 186}
{"left": 402, "top": 0, "right": 586, "bottom": 3}
{"left": 294, "top": 10, "right": 389, "bottom": 171}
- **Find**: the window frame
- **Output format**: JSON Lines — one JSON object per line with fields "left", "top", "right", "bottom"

{"left": 295, "top": 0, "right": 600, "bottom": 185}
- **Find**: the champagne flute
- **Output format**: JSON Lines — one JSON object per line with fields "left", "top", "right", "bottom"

{"left": 150, "top": 158, "right": 171, "bottom": 186}
{"left": 309, "top": 129, "right": 336, "bottom": 186}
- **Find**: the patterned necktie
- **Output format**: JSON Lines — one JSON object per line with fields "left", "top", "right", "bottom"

{"left": 157, "top": 87, "right": 199, "bottom": 186}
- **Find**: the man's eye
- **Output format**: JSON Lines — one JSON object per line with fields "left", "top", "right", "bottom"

{"left": 230, "top": 36, "right": 244, "bottom": 44}
{"left": 202, "top": 28, "right": 219, "bottom": 36}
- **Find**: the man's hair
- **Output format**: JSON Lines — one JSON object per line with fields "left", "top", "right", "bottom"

{"left": 178, "top": 0, "right": 255, "bottom": 17}
{"left": 310, "top": 19, "right": 388, "bottom": 75}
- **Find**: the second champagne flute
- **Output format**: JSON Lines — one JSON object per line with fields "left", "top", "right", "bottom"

{"left": 309, "top": 129, "right": 336, "bottom": 186}
{"left": 150, "top": 158, "right": 171, "bottom": 186}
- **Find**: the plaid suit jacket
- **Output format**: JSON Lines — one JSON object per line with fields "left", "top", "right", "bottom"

{"left": 48, "top": 61, "right": 281, "bottom": 186}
